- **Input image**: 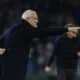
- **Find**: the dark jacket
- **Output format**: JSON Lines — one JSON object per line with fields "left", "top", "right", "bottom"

{"left": 3, "top": 19, "right": 67, "bottom": 80}
{"left": 48, "top": 34, "right": 80, "bottom": 69}
{"left": 1, "top": 19, "right": 67, "bottom": 48}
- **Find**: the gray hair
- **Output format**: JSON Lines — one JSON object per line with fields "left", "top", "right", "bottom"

{"left": 64, "top": 23, "right": 74, "bottom": 28}
{"left": 21, "top": 9, "right": 36, "bottom": 20}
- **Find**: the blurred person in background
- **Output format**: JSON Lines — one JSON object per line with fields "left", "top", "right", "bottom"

{"left": 45, "top": 23, "right": 80, "bottom": 80}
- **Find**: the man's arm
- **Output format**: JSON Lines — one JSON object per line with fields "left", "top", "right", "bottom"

{"left": 44, "top": 52, "right": 55, "bottom": 73}
{"left": 44, "top": 40, "right": 57, "bottom": 73}
{"left": 0, "top": 35, "right": 6, "bottom": 55}
{"left": 38, "top": 27, "right": 80, "bottom": 36}
{"left": 37, "top": 27, "right": 67, "bottom": 36}
{"left": 44, "top": 35, "right": 63, "bottom": 73}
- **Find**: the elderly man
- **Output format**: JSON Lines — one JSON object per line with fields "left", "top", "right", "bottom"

{"left": 2, "top": 9, "right": 76, "bottom": 80}
{"left": 45, "top": 24, "right": 80, "bottom": 80}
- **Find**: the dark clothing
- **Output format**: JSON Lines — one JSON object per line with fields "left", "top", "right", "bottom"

{"left": 4, "top": 48, "right": 29, "bottom": 80}
{"left": 48, "top": 34, "right": 80, "bottom": 80}
{"left": 3, "top": 19, "right": 67, "bottom": 80}
{"left": 57, "top": 68, "right": 76, "bottom": 80}
{"left": 0, "top": 35, "right": 6, "bottom": 80}
{"left": 0, "top": 36, "right": 4, "bottom": 48}
{"left": 3, "top": 20, "right": 67, "bottom": 48}
{"left": 48, "top": 34, "right": 80, "bottom": 68}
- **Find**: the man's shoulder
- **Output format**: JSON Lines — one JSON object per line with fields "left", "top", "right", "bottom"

{"left": 10, "top": 20, "right": 23, "bottom": 29}
{"left": 3, "top": 20, "right": 23, "bottom": 37}
{"left": 8, "top": 20, "right": 24, "bottom": 31}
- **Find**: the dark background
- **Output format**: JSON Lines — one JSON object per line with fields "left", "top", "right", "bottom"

{"left": 0, "top": 0, "right": 80, "bottom": 34}
{"left": 0, "top": 1, "right": 80, "bottom": 80}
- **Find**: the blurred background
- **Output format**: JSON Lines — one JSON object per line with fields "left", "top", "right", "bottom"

{"left": 0, "top": 0, "right": 80, "bottom": 34}
{"left": 0, "top": 0, "right": 80, "bottom": 80}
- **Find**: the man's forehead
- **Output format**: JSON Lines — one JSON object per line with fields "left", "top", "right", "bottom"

{"left": 31, "top": 11, "right": 37, "bottom": 15}
{"left": 31, "top": 12, "right": 38, "bottom": 17}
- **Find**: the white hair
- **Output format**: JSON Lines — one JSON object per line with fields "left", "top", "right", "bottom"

{"left": 21, "top": 9, "right": 36, "bottom": 20}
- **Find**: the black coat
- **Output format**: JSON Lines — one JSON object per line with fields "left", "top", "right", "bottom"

{"left": 3, "top": 20, "right": 67, "bottom": 48}
{"left": 3, "top": 19, "right": 67, "bottom": 80}
{"left": 48, "top": 34, "right": 80, "bottom": 69}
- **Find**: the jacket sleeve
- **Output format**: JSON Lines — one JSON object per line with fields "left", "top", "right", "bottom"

{"left": 47, "top": 51, "right": 56, "bottom": 66}
{"left": 36, "top": 27, "right": 67, "bottom": 37}
{"left": 47, "top": 35, "right": 63, "bottom": 66}
{"left": 4, "top": 27, "right": 19, "bottom": 48}
{"left": 0, "top": 36, "right": 5, "bottom": 48}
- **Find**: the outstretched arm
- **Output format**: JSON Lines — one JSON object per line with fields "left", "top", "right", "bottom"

{"left": 37, "top": 27, "right": 67, "bottom": 36}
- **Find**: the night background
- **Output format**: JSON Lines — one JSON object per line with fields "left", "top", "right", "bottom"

{"left": 0, "top": 0, "right": 80, "bottom": 34}
{"left": 0, "top": 0, "right": 80, "bottom": 80}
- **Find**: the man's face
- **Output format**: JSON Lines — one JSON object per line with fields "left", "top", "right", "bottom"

{"left": 66, "top": 29, "right": 79, "bottom": 38}
{"left": 27, "top": 12, "right": 39, "bottom": 28}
